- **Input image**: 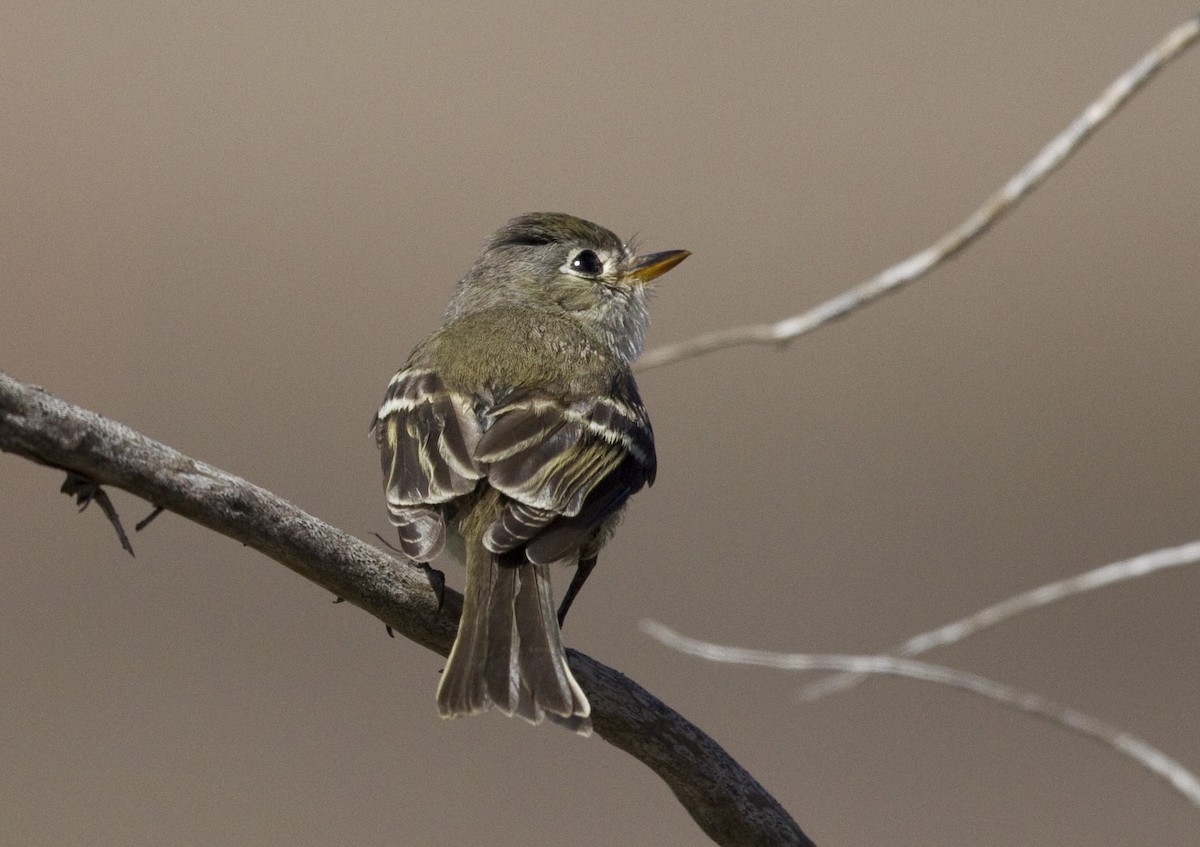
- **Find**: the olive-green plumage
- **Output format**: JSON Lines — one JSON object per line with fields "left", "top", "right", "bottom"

{"left": 417, "top": 306, "right": 625, "bottom": 398}
{"left": 374, "top": 212, "right": 687, "bottom": 732}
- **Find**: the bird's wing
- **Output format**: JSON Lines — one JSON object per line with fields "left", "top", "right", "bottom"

{"left": 475, "top": 379, "right": 656, "bottom": 560}
{"left": 375, "top": 367, "right": 484, "bottom": 560}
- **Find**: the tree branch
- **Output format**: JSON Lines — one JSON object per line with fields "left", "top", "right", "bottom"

{"left": 643, "top": 622, "right": 1200, "bottom": 811}
{"left": 637, "top": 14, "right": 1200, "bottom": 372}
{"left": 0, "top": 369, "right": 813, "bottom": 847}
{"left": 797, "top": 539, "right": 1200, "bottom": 703}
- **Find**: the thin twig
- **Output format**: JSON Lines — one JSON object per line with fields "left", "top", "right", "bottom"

{"left": 135, "top": 505, "right": 165, "bottom": 532}
{"left": 637, "top": 15, "right": 1200, "bottom": 372}
{"left": 60, "top": 471, "right": 135, "bottom": 555}
{"left": 643, "top": 621, "right": 1200, "bottom": 810}
{"left": 799, "top": 539, "right": 1200, "bottom": 702}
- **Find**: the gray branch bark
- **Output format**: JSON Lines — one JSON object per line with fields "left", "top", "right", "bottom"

{"left": 0, "top": 369, "right": 813, "bottom": 847}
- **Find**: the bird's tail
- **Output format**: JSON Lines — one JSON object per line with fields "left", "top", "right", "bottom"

{"left": 437, "top": 537, "right": 591, "bottom": 734}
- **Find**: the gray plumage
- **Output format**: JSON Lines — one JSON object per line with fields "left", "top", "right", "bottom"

{"left": 374, "top": 212, "right": 688, "bottom": 732}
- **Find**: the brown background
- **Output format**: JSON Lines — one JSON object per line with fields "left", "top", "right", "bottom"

{"left": 3, "top": 3, "right": 1199, "bottom": 845}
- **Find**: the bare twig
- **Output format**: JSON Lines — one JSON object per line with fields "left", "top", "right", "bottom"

{"left": 637, "top": 15, "right": 1200, "bottom": 372}
{"left": 60, "top": 470, "right": 135, "bottom": 555}
{"left": 799, "top": 540, "right": 1200, "bottom": 702}
{"left": 0, "top": 370, "right": 811, "bottom": 847}
{"left": 135, "top": 504, "right": 165, "bottom": 532}
{"left": 643, "top": 621, "right": 1200, "bottom": 810}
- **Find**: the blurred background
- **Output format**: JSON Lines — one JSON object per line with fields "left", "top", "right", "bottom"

{"left": 3, "top": 3, "right": 1199, "bottom": 845}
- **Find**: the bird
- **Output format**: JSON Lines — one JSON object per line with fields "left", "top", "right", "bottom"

{"left": 373, "top": 212, "right": 688, "bottom": 733}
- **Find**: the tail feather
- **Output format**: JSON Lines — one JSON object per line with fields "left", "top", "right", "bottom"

{"left": 436, "top": 543, "right": 496, "bottom": 717}
{"left": 436, "top": 537, "right": 590, "bottom": 733}
{"left": 513, "top": 558, "right": 589, "bottom": 723}
{"left": 483, "top": 555, "right": 521, "bottom": 713}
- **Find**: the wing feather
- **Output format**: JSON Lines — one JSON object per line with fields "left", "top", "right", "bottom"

{"left": 377, "top": 367, "right": 655, "bottom": 564}
{"left": 374, "top": 368, "right": 483, "bottom": 559}
{"left": 476, "top": 380, "right": 655, "bottom": 555}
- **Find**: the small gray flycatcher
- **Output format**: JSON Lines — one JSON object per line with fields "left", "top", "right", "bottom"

{"left": 374, "top": 212, "right": 688, "bottom": 733}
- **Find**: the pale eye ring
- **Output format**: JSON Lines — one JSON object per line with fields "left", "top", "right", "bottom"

{"left": 569, "top": 249, "right": 604, "bottom": 276}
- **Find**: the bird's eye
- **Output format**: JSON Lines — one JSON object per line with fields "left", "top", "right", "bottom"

{"left": 569, "top": 249, "right": 604, "bottom": 276}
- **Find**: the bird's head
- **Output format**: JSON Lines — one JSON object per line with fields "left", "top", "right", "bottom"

{"left": 446, "top": 212, "right": 689, "bottom": 363}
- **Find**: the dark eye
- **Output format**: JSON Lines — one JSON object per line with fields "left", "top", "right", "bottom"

{"left": 570, "top": 249, "right": 603, "bottom": 276}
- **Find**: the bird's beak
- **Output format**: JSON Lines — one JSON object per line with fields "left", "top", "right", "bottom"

{"left": 626, "top": 249, "right": 690, "bottom": 283}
